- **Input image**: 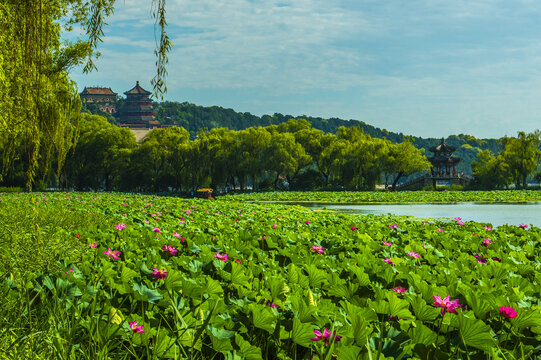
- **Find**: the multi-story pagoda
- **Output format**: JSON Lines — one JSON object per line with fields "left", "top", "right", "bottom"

{"left": 395, "top": 138, "right": 469, "bottom": 190}
{"left": 428, "top": 138, "right": 461, "bottom": 178}
{"left": 119, "top": 81, "right": 157, "bottom": 128}
{"left": 80, "top": 87, "right": 117, "bottom": 113}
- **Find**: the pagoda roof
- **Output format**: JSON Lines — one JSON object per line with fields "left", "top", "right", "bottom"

{"left": 80, "top": 87, "right": 117, "bottom": 96}
{"left": 124, "top": 81, "right": 151, "bottom": 95}
{"left": 429, "top": 138, "right": 457, "bottom": 153}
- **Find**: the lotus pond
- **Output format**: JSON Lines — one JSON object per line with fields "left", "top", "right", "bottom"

{"left": 1, "top": 192, "right": 540, "bottom": 359}
{"left": 225, "top": 190, "right": 541, "bottom": 204}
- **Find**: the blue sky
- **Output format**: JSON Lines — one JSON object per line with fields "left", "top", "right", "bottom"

{"left": 69, "top": 0, "right": 541, "bottom": 139}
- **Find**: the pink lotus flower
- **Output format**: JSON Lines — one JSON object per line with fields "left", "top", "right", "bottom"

{"left": 122, "top": 213, "right": 127, "bottom": 217}
{"left": 129, "top": 321, "right": 145, "bottom": 333}
{"left": 392, "top": 286, "right": 407, "bottom": 295}
{"left": 350, "top": 226, "right": 357, "bottom": 231}
{"left": 481, "top": 238, "right": 491, "bottom": 247}
{"left": 389, "top": 224, "right": 398, "bottom": 229}
{"left": 64, "top": 268, "right": 74, "bottom": 274}
{"left": 152, "top": 268, "right": 167, "bottom": 279}
{"left": 518, "top": 223, "right": 528, "bottom": 229}
{"left": 433, "top": 295, "right": 462, "bottom": 314}
{"left": 456, "top": 221, "right": 465, "bottom": 226}
{"left": 234, "top": 259, "right": 242, "bottom": 264}
{"left": 266, "top": 300, "right": 280, "bottom": 309}
{"left": 104, "top": 248, "right": 121, "bottom": 259}
{"left": 161, "top": 245, "right": 178, "bottom": 255}
{"left": 384, "top": 258, "right": 395, "bottom": 265}
{"left": 407, "top": 251, "right": 420, "bottom": 258}
{"left": 474, "top": 254, "right": 488, "bottom": 264}
{"left": 422, "top": 222, "right": 430, "bottom": 225}
{"left": 213, "top": 252, "right": 228, "bottom": 262}
{"left": 310, "top": 245, "right": 325, "bottom": 254}
{"left": 311, "top": 328, "right": 341, "bottom": 345}
{"left": 153, "top": 227, "right": 161, "bottom": 233}
{"left": 305, "top": 220, "right": 310, "bottom": 224}
{"left": 89, "top": 242, "right": 97, "bottom": 248}
{"left": 499, "top": 306, "right": 518, "bottom": 318}
{"left": 436, "top": 228, "right": 444, "bottom": 233}
{"left": 483, "top": 226, "right": 492, "bottom": 231}
{"left": 271, "top": 224, "right": 278, "bottom": 229}
{"left": 144, "top": 220, "right": 150, "bottom": 224}
{"left": 172, "top": 232, "right": 181, "bottom": 238}
{"left": 454, "top": 217, "right": 462, "bottom": 221}
{"left": 115, "top": 223, "right": 126, "bottom": 231}
{"left": 383, "top": 241, "right": 392, "bottom": 246}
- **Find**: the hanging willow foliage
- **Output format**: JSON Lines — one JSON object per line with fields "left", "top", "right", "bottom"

{"left": 0, "top": 0, "right": 170, "bottom": 190}
{"left": 83, "top": 0, "right": 171, "bottom": 98}
{"left": 0, "top": 0, "right": 86, "bottom": 190}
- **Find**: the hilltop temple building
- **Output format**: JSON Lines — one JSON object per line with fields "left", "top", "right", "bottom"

{"left": 119, "top": 81, "right": 159, "bottom": 128}
{"left": 79, "top": 87, "right": 117, "bottom": 114}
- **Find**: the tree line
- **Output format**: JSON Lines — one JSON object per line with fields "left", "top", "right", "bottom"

{"left": 1, "top": 115, "right": 431, "bottom": 192}
{"left": 2, "top": 113, "right": 539, "bottom": 192}
{"left": 88, "top": 99, "right": 503, "bottom": 177}
{"left": 471, "top": 131, "right": 541, "bottom": 189}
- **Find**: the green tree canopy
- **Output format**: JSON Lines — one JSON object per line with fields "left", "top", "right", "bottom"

{"left": 501, "top": 131, "right": 541, "bottom": 188}
{"left": 260, "top": 132, "right": 311, "bottom": 189}
{"left": 63, "top": 114, "right": 136, "bottom": 190}
{"left": 382, "top": 141, "right": 431, "bottom": 190}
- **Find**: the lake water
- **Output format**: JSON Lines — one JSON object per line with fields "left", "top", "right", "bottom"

{"left": 296, "top": 202, "right": 541, "bottom": 228}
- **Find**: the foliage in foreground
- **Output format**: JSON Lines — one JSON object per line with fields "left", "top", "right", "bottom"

{"left": 1, "top": 192, "right": 540, "bottom": 359}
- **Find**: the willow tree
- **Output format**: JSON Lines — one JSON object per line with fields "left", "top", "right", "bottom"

{"left": 501, "top": 131, "right": 541, "bottom": 189}
{"left": 0, "top": 0, "right": 170, "bottom": 190}
{"left": 382, "top": 141, "right": 431, "bottom": 191}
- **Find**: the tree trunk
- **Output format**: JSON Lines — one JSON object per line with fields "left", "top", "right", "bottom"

{"left": 391, "top": 171, "right": 404, "bottom": 191}
{"left": 274, "top": 173, "right": 280, "bottom": 190}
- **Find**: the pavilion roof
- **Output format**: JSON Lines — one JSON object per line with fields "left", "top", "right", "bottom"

{"left": 429, "top": 138, "right": 457, "bottom": 153}
{"left": 80, "top": 87, "right": 117, "bottom": 96}
{"left": 124, "top": 81, "right": 151, "bottom": 95}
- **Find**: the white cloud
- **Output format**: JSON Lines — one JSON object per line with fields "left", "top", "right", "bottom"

{"left": 70, "top": 0, "right": 541, "bottom": 138}
{"left": 88, "top": 0, "right": 372, "bottom": 91}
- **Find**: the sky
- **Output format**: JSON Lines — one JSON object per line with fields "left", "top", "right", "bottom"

{"left": 68, "top": 0, "right": 541, "bottom": 139}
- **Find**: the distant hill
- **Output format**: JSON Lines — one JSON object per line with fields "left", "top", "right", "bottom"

{"left": 84, "top": 100, "right": 502, "bottom": 175}
{"left": 151, "top": 101, "right": 501, "bottom": 175}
